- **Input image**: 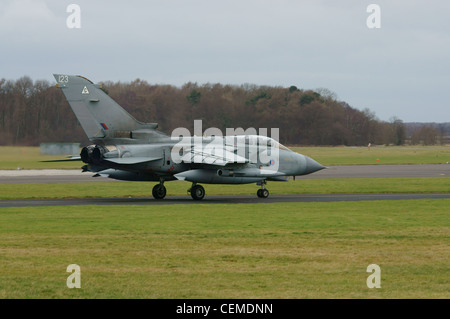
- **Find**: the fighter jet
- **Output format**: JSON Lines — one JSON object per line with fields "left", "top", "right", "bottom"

{"left": 53, "top": 74, "right": 325, "bottom": 200}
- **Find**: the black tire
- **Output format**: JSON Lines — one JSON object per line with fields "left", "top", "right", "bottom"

{"left": 261, "top": 189, "right": 269, "bottom": 198}
{"left": 152, "top": 184, "right": 166, "bottom": 200}
{"left": 191, "top": 185, "right": 205, "bottom": 200}
{"left": 257, "top": 189, "right": 263, "bottom": 198}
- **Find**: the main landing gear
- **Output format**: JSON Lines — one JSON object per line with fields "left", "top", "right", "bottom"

{"left": 152, "top": 180, "right": 206, "bottom": 201}
{"left": 152, "top": 179, "right": 167, "bottom": 200}
{"left": 152, "top": 180, "right": 269, "bottom": 200}
{"left": 256, "top": 180, "right": 269, "bottom": 198}
{"left": 188, "top": 182, "right": 205, "bottom": 200}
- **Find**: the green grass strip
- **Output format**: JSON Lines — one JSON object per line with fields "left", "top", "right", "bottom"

{"left": 0, "top": 177, "right": 448, "bottom": 200}
{"left": 0, "top": 199, "right": 448, "bottom": 298}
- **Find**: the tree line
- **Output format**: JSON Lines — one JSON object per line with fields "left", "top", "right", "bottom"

{"left": 404, "top": 122, "right": 450, "bottom": 145}
{"left": 0, "top": 75, "right": 432, "bottom": 147}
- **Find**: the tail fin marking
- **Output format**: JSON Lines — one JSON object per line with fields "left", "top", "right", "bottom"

{"left": 53, "top": 74, "right": 158, "bottom": 141}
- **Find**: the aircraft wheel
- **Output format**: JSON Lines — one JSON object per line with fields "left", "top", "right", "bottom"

{"left": 152, "top": 184, "right": 166, "bottom": 200}
{"left": 257, "top": 189, "right": 269, "bottom": 198}
{"left": 191, "top": 185, "right": 205, "bottom": 200}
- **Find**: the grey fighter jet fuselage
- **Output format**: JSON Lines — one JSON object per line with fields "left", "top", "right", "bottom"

{"left": 54, "top": 74, "right": 324, "bottom": 200}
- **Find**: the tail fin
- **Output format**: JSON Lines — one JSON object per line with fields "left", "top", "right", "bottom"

{"left": 53, "top": 74, "right": 159, "bottom": 142}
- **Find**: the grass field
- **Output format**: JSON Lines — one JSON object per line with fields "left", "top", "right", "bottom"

{"left": 0, "top": 146, "right": 82, "bottom": 170}
{"left": 0, "top": 200, "right": 448, "bottom": 298}
{"left": 291, "top": 145, "right": 450, "bottom": 165}
{"left": 0, "top": 145, "right": 448, "bottom": 299}
{"left": 1, "top": 145, "right": 449, "bottom": 169}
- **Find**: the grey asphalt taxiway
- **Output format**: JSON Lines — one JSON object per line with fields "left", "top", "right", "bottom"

{"left": 0, "top": 164, "right": 448, "bottom": 207}
{"left": 1, "top": 193, "right": 449, "bottom": 208}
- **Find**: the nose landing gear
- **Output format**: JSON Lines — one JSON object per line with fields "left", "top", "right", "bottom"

{"left": 256, "top": 180, "right": 269, "bottom": 198}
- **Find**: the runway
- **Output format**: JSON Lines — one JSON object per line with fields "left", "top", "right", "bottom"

{"left": 1, "top": 193, "right": 449, "bottom": 208}
{"left": 0, "top": 164, "right": 449, "bottom": 184}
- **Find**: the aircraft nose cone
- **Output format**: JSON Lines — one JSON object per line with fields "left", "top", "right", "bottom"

{"left": 304, "top": 156, "right": 325, "bottom": 174}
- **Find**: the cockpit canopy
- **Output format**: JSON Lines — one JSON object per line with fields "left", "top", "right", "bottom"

{"left": 235, "top": 135, "right": 291, "bottom": 151}
{"left": 199, "top": 134, "right": 291, "bottom": 151}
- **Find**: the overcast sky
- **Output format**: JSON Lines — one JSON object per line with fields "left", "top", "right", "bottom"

{"left": 1, "top": 0, "right": 449, "bottom": 122}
